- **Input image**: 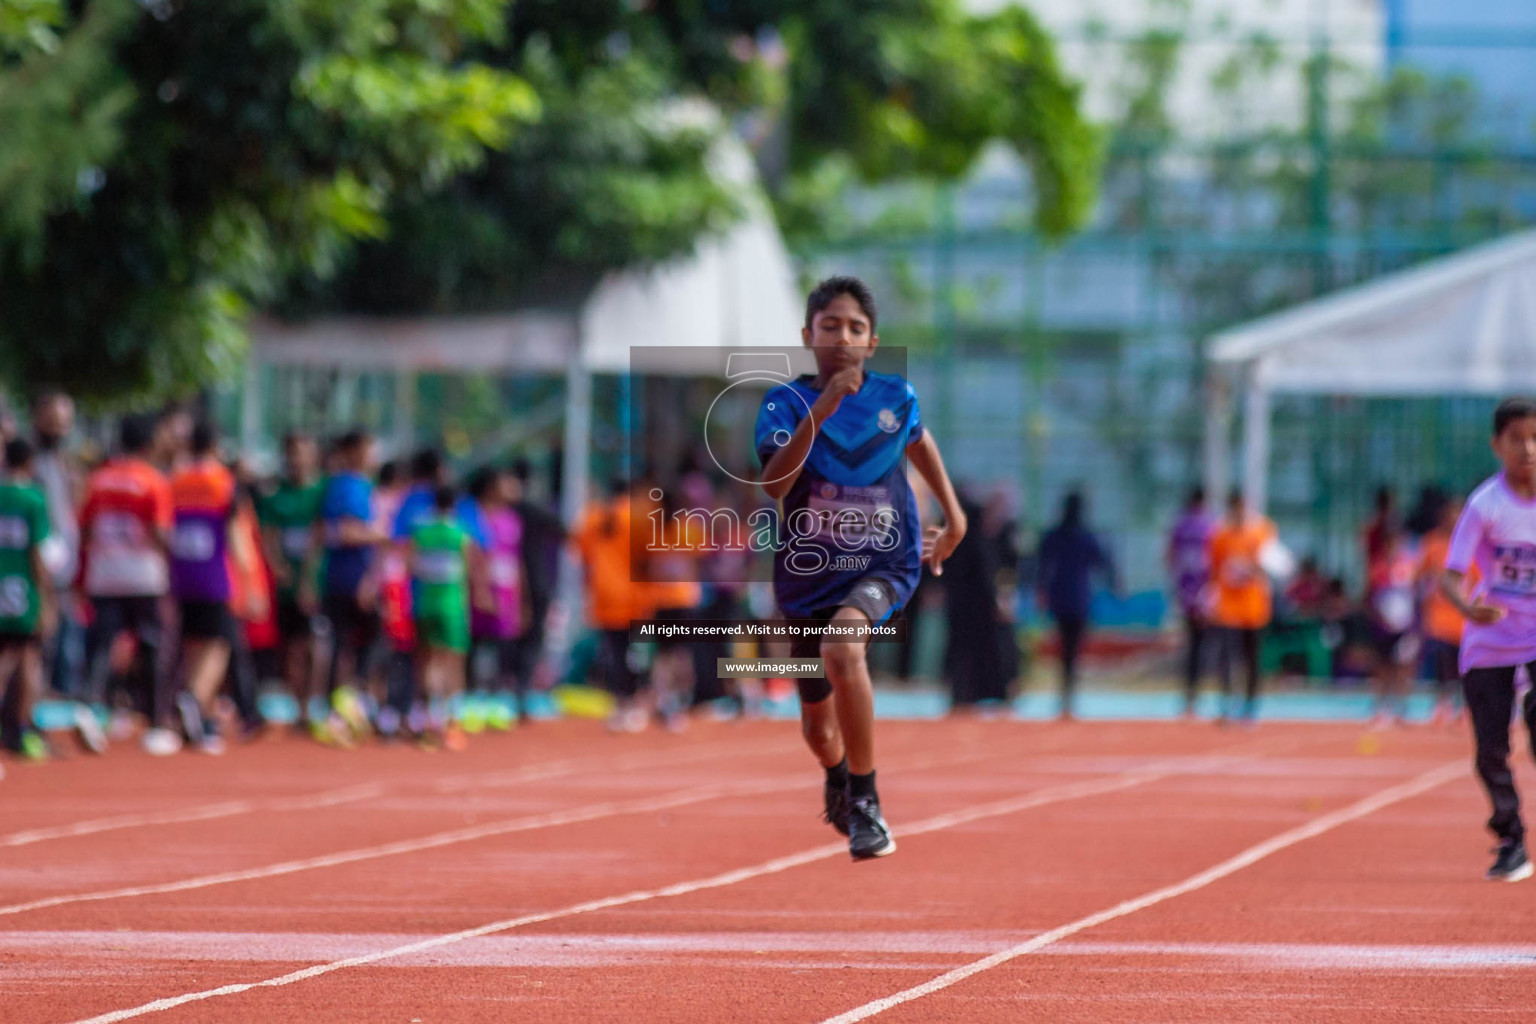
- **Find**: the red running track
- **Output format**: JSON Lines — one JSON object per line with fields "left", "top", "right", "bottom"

{"left": 1, "top": 718, "right": 1532, "bottom": 1023}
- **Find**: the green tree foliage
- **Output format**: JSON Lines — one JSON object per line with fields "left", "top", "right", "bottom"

{"left": 307, "top": 0, "right": 1100, "bottom": 312}
{"left": 1, "top": 0, "right": 1097, "bottom": 399}
{"left": 293, "top": 38, "right": 738, "bottom": 313}
{"left": 0, "top": 0, "right": 536, "bottom": 404}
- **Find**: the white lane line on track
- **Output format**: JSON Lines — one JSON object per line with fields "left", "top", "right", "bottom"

{"left": 0, "top": 777, "right": 805, "bottom": 919}
{"left": 0, "top": 737, "right": 795, "bottom": 850}
{"left": 63, "top": 742, "right": 1287, "bottom": 1023}
{"left": 0, "top": 785, "right": 386, "bottom": 849}
{"left": 0, "top": 739, "right": 1030, "bottom": 919}
{"left": 19, "top": 932, "right": 1536, "bottom": 970}
{"left": 816, "top": 760, "right": 1465, "bottom": 1024}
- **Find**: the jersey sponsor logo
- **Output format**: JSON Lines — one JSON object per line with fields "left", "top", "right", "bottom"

{"left": 805, "top": 485, "right": 898, "bottom": 551}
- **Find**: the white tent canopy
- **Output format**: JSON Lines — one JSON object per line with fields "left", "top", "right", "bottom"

{"left": 1204, "top": 229, "right": 1536, "bottom": 510}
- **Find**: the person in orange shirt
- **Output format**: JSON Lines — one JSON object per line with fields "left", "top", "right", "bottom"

{"left": 1420, "top": 495, "right": 1472, "bottom": 727}
{"left": 573, "top": 479, "right": 650, "bottom": 732}
{"left": 1206, "top": 489, "right": 1281, "bottom": 725}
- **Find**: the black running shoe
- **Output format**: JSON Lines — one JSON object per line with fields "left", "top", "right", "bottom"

{"left": 848, "top": 794, "right": 896, "bottom": 860}
{"left": 823, "top": 780, "right": 851, "bottom": 836}
{"left": 1487, "top": 840, "right": 1534, "bottom": 882}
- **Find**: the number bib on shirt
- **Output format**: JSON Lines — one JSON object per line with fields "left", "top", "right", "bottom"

{"left": 0, "top": 515, "right": 28, "bottom": 549}
{"left": 1220, "top": 557, "right": 1257, "bottom": 587}
{"left": 171, "top": 521, "right": 217, "bottom": 562}
{"left": 281, "top": 526, "right": 311, "bottom": 562}
{"left": 1491, "top": 544, "right": 1536, "bottom": 597}
{"left": 489, "top": 552, "right": 517, "bottom": 587}
{"left": 1374, "top": 588, "right": 1415, "bottom": 632}
{"left": 802, "top": 483, "right": 896, "bottom": 550}
{"left": 96, "top": 511, "right": 147, "bottom": 547}
{"left": 416, "top": 551, "right": 464, "bottom": 586}
{"left": 0, "top": 576, "right": 30, "bottom": 618}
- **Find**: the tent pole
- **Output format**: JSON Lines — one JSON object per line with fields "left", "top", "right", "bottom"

{"left": 560, "top": 358, "right": 592, "bottom": 528}
{"left": 240, "top": 352, "right": 263, "bottom": 461}
{"left": 546, "top": 357, "right": 594, "bottom": 687}
{"left": 1242, "top": 374, "right": 1271, "bottom": 514}
{"left": 393, "top": 368, "right": 416, "bottom": 459}
{"left": 1203, "top": 366, "right": 1233, "bottom": 507}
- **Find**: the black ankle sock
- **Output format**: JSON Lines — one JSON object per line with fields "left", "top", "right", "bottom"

{"left": 824, "top": 757, "right": 849, "bottom": 789}
{"left": 850, "top": 770, "right": 877, "bottom": 800}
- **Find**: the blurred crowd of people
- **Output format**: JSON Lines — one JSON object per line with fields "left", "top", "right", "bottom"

{"left": 0, "top": 393, "right": 568, "bottom": 764}
{"left": 1168, "top": 483, "right": 1473, "bottom": 728}
{"left": 0, "top": 386, "right": 1481, "bottom": 772}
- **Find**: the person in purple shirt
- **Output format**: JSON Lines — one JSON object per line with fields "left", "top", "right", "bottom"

{"left": 466, "top": 467, "right": 528, "bottom": 725}
{"left": 168, "top": 422, "right": 255, "bottom": 754}
{"left": 1167, "top": 486, "right": 1215, "bottom": 718}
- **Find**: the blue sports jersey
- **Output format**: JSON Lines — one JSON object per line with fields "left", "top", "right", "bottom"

{"left": 754, "top": 370, "right": 924, "bottom": 617}
{"left": 392, "top": 484, "right": 489, "bottom": 548}
{"left": 320, "top": 472, "right": 374, "bottom": 597}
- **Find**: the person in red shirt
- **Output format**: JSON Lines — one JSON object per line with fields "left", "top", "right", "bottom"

{"left": 1362, "top": 485, "right": 1398, "bottom": 585}
{"left": 79, "top": 415, "right": 179, "bottom": 755}
{"left": 1365, "top": 527, "right": 1421, "bottom": 729}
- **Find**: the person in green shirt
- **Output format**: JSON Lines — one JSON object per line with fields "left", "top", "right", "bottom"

{"left": 408, "top": 485, "right": 482, "bottom": 750}
{"left": 256, "top": 433, "right": 324, "bottom": 729}
{"left": 0, "top": 438, "right": 55, "bottom": 762}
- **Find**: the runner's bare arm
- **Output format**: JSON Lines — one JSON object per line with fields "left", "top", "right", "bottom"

{"left": 1439, "top": 568, "right": 1505, "bottom": 624}
{"left": 759, "top": 369, "right": 861, "bottom": 501}
{"left": 905, "top": 432, "right": 967, "bottom": 576}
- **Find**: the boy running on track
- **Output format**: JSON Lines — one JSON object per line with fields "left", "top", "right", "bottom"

{"left": 0, "top": 439, "right": 55, "bottom": 762}
{"left": 756, "top": 275, "right": 967, "bottom": 860}
{"left": 1439, "top": 397, "right": 1536, "bottom": 882}
{"left": 408, "top": 486, "right": 478, "bottom": 751}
